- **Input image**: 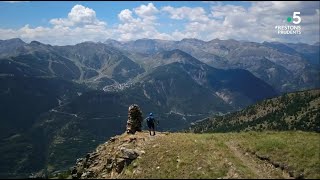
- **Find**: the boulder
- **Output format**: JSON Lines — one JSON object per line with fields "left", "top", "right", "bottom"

{"left": 120, "top": 147, "right": 139, "bottom": 160}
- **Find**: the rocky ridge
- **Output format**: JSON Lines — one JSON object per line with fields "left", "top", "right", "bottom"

{"left": 70, "top": 131, "right": 167, "bottom": 179}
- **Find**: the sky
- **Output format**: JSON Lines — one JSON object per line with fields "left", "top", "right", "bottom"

{"left": 0, "top": 1, "right": 319, "bottom": 45}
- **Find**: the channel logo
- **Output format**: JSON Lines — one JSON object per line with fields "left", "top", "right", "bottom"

{"left": 287, "top": 12, "right": 301, "bottom": 24}
{"left": 275, "top": 12, "right": 302, "bottom": 35}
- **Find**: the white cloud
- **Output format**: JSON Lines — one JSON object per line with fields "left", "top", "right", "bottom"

{"left": 172, "top": 30, "right": 198, "bottom": 40}
{"left": 168, "top": 1, "right": 319, "bottom": 44}
{"left": 0, "top": 2, "right": 318, "bottom": 44}
{"left": 50, "top": 4, "right": 106, "bottom": 28}
{"left": 0, "top": 3, "right": 170, "bottom": 44}
{"left": 118, "top": 9, "right": 135, "bottom": 22}
{"left": 0, "top": 4, "right": 110, "bottom": 45}
{"left": 0, "top": 24, "right": 111, "bottom": 45}
{"left": 211, "top": 5, "right": 246, "bottom": 18}
{"left": 115, "top": 3, "right": 171, "bottom": 41}
{"left": 249, "top": 1, "right": 318, "bottom": 16}
{"left": 116, "top": 15, "right": 168, "bottom": 41}
{"left": 134, "top": 3, "right": 159, "bottom": 18}
{"left": 162, "top": 6, "right": 209, "bottom": 22}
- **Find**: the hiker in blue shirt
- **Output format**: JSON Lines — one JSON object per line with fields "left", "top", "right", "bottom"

{"left": 145, "top": 113, "right": 157, "bottom": 136}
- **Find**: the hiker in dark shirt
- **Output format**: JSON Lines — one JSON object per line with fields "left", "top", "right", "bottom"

{"left": 145, "top": 113, "right": 157, "bottom": 136}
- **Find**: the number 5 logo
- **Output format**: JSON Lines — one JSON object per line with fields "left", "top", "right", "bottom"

{"left": 293, "top": 12, "right": 301, "bottom": 24}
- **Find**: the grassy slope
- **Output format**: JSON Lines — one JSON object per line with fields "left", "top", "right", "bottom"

{"left": 190, "top": 89, "right": 320, "bottom": 133}
{"left": 116, "top": 131, "right": 319, "bottom": 179}
{"left": 234, "top": 131, "right": 320, "bottom": 178}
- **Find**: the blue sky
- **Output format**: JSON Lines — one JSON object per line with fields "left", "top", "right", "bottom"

{"left": 0, "top": 1, "right": 249, "bottom": 28}
{"left": 0, "top": 1, "right": 252, "bottom": 28}
{"left": 0, "top": 1, "right": 318, "bottom": 45}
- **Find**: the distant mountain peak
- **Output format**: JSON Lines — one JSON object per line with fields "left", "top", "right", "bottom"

{"left": 181, "top": 38, "right": 205, "bottom": 42}
{"left": 9, "top": 38, "right": 25, "bottom": 43}
{"left": 78, "top": 41, "right": 97, "bottom": 45}
{"left": 29, "top": 40, "right": 48, "bottom": 46}
{"left": 105, "top": 38, "right": 121, "bottom": 43}
{"left": 0, "top": 38, "right": 26, "bottom": 45}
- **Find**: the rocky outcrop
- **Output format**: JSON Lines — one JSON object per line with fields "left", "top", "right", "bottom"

{"left": 69, "top": 102, "right": 163, "bottom": 179}
{"left": 70, "top": 132, "right": 149, "bottom": 179}
{"left": 126, "top": 104, "right": 143, "bottom": 134}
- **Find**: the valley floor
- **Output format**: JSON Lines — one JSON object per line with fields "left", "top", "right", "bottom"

{"left": 67, "top": 131, "right": 320, "bottom": 179}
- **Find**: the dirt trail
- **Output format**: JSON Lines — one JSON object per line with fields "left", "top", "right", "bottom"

{"left": 225, "top": 141, "right": 292, "bottom": 179}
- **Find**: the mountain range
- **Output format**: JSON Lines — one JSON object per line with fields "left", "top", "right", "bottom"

{"left": 0, "top": 37, "right": 318, "bottom": 177}
{"left": 105, "top": 38, "right": 319, "bottom": 93}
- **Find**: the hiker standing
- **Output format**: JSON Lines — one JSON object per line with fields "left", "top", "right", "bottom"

{"left": 145, "top": 113, "right": 158, "bottom": 136}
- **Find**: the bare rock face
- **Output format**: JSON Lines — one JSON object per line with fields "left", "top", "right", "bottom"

{"left": 69, "top": 132, "right": 153, "bottom": 179}
{"left": 126, "top": 104, "right": 143, "bottom": 134}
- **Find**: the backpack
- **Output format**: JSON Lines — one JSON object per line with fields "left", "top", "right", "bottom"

{"left": 147, "top": 116, "right": 154, "bottom": 123}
